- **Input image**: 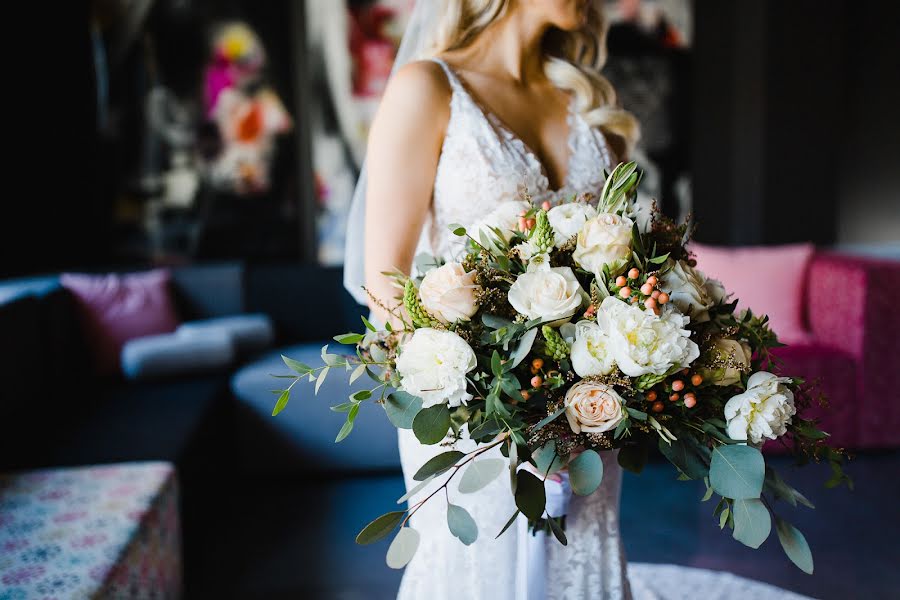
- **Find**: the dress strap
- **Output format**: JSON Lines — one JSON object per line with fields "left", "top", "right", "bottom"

{"left": 427, "top": 57, "right": 466, "bottom": 94}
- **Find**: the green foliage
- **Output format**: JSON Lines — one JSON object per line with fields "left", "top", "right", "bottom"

{"left": 617, "top": 444, "right": 649, "bottom": 474}
{"left": 532, "top": 440, "right": 565, "bottom": 477}
{"left": 569, "top": 450, "right": 605, "bottom": 496}
{"left": 412, "top": 404, "right": 451, "bottom": 445}
{"left": 732, "top": 498, "right": 771, "bottom": 549}
{"left": 386, "top": 527, "right": 420, "bottom": 569}
{"left": 447, "top": 504, "right": 479, "bottom": 545}
{"left": 413, "top": 450, "right": 465, "bottom": 481}
{"left": 458, "top": 459, "right": 505, "bottom": 494}
{"left": 356, "top": 511, "right": 406, "bottom": 545}
{"left": 384, "top": 392, "right": 423, "bottom": 429}
{"left": 514, "top": 470, "right": 547, "bottom": 520}
{"left": 775, "top": 516, "right": 814, "bottom": 574}
{"left": 658, "top": 437, "right": 710, "bottom": 480}
{"left": 710, "top": 444, "right": 765, "bottom": 500}
{"left": 529, "top": 209, "right": 555, "bottom": 255}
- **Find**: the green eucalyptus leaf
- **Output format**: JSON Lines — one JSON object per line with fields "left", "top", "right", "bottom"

{"left": 569, "top": 450, "right": 604, "bottom": 496}
{"left": 334, "top": 332, "right": 364, "bottom": 345}
{"left": 413, "top": 450, "right": 465, "bottom": 481}
{"left": 658, "top": 437, "right": 710, "bottom": 480}
{"left": 732, "top": 498, "right": 771, "bottom": 549}
{"left": 386, "top": 527, "right": 420, "bottom": 569}
{"left": 396, "top": 475, "right": 436, "bottom": 505}
{"left": 315, "top": 367, "right": 330, "bottom": 395}
{"left": 532, "top": 440, "right": 565, "bottom": 477}
{"left": 775, "top": 516, "right": 814, "bottom": 574}
{"left": 515, "top": 470, "right": 546, "bottom": 520}
{"left": 710, "top": 444, "right": 765, "bottom": 500}
{"left": 459, "top": 458, "right": 506, "bottom": 494}
{"left": 356, "top": 511, "right": 405, "bottom": 545}
{"left": 272, "top": 389, "right": 290, "bottom": 416}
{"left": 547, "top": 514, "right": 568, "bottom": 545}
{"left": 510, "top": 327, "right": 539, "bottom": 368}
{"left": 361, "top": 315, "right": 377, "bottom": 332}
{"left": 330, "top": 402, "right": 354, "bottom": 413}
{"left": 531, "top": 406, "right": 567, "bottom": 434}
{"left": 282, "top": 355, "right": 313, "bottom": 375}
{"left": 335, "top": 418, "right": 354, "bottom": 443}
{"left": 447, "top": 503, "right": 479, "bottom": 545}
{"left": 384, "top": 392, "right": 423, "bottom": 429}
{"left": 412, "top": 404, "right": 451, "bottom": 445}
{"left": 496, "top": 509, "right": 520, "bottom": 539}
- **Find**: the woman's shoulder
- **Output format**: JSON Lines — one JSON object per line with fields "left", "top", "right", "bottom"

{"left": 384, "top": 59, "right": 453, "bottom": 108}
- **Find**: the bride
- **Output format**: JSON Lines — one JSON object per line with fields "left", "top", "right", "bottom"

{"left": 344, "top": 1, "right": 813, "bottom": 599}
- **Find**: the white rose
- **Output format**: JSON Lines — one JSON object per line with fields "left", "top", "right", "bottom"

{"left": 724, "top": 371, "right": 796, "bottom": 444}
{"left": 570, "top": 320, "right": 616, "bottom": 377}
{"left": 419, "top": 263, "right": 480, "bottom": 324}
{"left": 470, "top": 200, "right": 531, "bottom": 249}
{"left": 547, "top": 202, "right": 598, "bottom": 248}
{"left": 395, "top": 328, "right": 476, "bottom": 408}
{"left": 598, "top": 296, "right": 700, "bottom": 377}
{"left": 564, "top": 381, "right": 625, "bottom": 434}
{"left": 507, "top": 262, "right": 585, "bottom": 325}
{"left": 701, "top": 338, "right": 752, "bottom": 386}
{"left": 660, "top": 260, "right": 725, "bottom": 323}
{"left": 572, "top": 212, "right": 633, "bottom": 278}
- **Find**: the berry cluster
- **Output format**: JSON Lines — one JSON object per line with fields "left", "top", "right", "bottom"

{"left": 646, "top": 369, "right": 705, "bottom": 413}
{"left": 612, "top": 267, "right": 668, "bottom": 315}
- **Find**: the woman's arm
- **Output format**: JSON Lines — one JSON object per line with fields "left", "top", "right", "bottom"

{"left": 363, "top": 61, "right": 451, "bottom": 326}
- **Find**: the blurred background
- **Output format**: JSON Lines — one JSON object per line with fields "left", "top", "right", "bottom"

{"left": 0, "top": 0, "right": 897, "bottom": 598}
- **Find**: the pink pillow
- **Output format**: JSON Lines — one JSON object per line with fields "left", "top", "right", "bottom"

{"left": 690, "top": 243, "right": 815, "bottom": 345}
{"left": 61, "top": 269, "right": 181, "bottom": 375}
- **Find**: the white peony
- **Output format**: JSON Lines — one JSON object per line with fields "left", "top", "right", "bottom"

{"left": 660, "top": 260, "right": 727, "bottom": 323}
{"left": 597, "top": 296, "right": 700, "bottom": 377}
{"left": 395, "top": 328, "right": 476, "bottom": 408}
{"left": 701, "top": 338, "right": 752, "bottom": 386}
{"left": 547, "top": 202, "right": 597, "bottom": 248}
{"left": 419, "top": 262, "right": 480, "bottom": 324}
{"left": 470, "top": 200, "right": 531, "bottom": 249}
{"left": 564, "top": 381, "right": 625, "bottom": 434}
{"left": 507, "top": 262, "right": 585, "bottom": 325}
{"left": 572, "top": 212, "right": 633, "bottom": 278}
{"left": 570, "top": 320, "right": 616, "bottom": 377}
{"left": 724, "top": 371, "right": 797, "bottom": 444}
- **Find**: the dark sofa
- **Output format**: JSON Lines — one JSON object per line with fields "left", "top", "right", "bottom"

{"left": 0, "top": 262, "right": 368, "bottom": 593}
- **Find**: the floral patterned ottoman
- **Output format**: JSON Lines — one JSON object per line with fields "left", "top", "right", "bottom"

{"left": 0, "top": 462, "right": 181, "bottom": 599}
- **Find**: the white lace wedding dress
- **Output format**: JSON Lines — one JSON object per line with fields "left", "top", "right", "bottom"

{"left": 395, "top": 58, "right": 812, "bottom": 600}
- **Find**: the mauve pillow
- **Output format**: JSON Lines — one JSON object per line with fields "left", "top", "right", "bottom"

{"left": 690, "top": 243, "right": 815, "bottom": 345}
{"left": 60, "top": 269, "right": 181, "bottom": 375}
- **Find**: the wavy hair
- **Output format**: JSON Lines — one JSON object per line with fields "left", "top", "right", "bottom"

{"left": 428, "top": 0, "right": 640, "bottom": 156}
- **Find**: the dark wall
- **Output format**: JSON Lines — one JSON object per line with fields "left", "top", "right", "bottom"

{"left": 691, "top": 0, "right": 900, "bottom": 246}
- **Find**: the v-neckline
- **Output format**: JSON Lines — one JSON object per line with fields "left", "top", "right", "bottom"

{"left": 437, "top": 59, "right": 576, "bottom": 194}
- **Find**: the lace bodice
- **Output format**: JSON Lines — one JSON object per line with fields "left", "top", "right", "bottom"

{"left": 415, "top": 58, "right": 615, "bottom": 262}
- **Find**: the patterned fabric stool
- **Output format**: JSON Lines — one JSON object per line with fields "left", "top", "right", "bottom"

{"left": 0, "top": 462, "right": 181, "bottom": 599}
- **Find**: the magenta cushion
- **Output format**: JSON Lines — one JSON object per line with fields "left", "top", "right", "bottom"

{"left": 690, "top": 242, "right": 815, "bottom": 345}
{"left": 60, "top": 270, "right": 181, "bottom": 375}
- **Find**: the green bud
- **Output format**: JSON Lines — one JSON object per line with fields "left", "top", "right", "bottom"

{"left": 541, "top": 325, "right": 570, "bottom": 360}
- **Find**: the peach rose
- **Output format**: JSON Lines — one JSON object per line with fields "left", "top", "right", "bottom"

{"left": 564, "top": 381, "right": 625, "bottom": 434}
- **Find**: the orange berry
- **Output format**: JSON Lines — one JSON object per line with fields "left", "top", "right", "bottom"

{"left": 651, "top": 290, "right": 660, "bottom": 299}
{"left": 646, "top": 390, "right": 658, "bottom": 401}
{"left": 647, "top": 275, "right": 658, "bottom": 286}
{"left": 640, "top": 283, "right": 654, "bottom": 295}
{"left": 518, "top": 217, "right": 528, "bottom": 231}
{"left": 619, "top": 287, "right": 632, "bottom": 298}
{"left": 682, "top": 368, "right": 691, "bottom": 376}
{"left": 691, "top": 374, "right": 704, "bottom": 386}
{"left": 644, "top": 298, "right": 658, "bottom": 310}
{"left": 521, "top": 390, "right": 531, "bottom": 401}
{"left": 541, "top": 200, "right": 552, "bottom": 211}
{"left": 669, "top": 393, "right": 680, "bottom": 402}
{"left": 672, "top": 380, "right": 685, "bottom": 392}
{"left": 658, "top": 292, "right": 670, "bottom": 304}
{"left": 684, "top": 394, "right": 697, "bottom": 408}
{"left": 519, "top": 210, "right": 528, "bottom": 217}
{"left": 615, "top": 275, "right": 627, "bottom": 287}
{"left": 525, "top": 218, "right": 536, "bottom": 230}
{"left": 531, "top": 358, "right": 544, "bottom": 370}
{"left": 531, "top": 376, "right": 543, "bottom": 388}
{"left": 652, "top": 401, "right": 665, "bottom": 413}
{"left": 628, "top": 268, "right": 640, "bottom": 280}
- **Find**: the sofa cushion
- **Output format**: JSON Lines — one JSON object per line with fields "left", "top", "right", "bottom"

{"left": 121, "top": 330, "right": 236, "bottom": 381}
{"left": 171, "top": 262, "right": 244, "bottom": 319}
{"left": 177, "top": 313, "right": 274, "bottom": 356}
{"left": 0, "top": 462, "right": 181, "bottom": 599}
{"left": 61, "top": 270, "right": 181, "bottom": 375}
{"left": 230, "top": 343, "right": 401, "bottom": 472}
{"left": 690, "top": 243, "right": 815, "bottom": 345}
{"left": 245, "top": 265, "right": 367, "bottom": 344}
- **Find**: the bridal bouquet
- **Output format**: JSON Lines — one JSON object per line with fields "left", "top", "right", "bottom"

{"left": 273, "top": 162, "right": 849, "bottom": 573}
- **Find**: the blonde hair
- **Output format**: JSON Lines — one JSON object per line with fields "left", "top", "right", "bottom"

{"left": 429, "top": 0, "right": 640, "bottom": 156}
